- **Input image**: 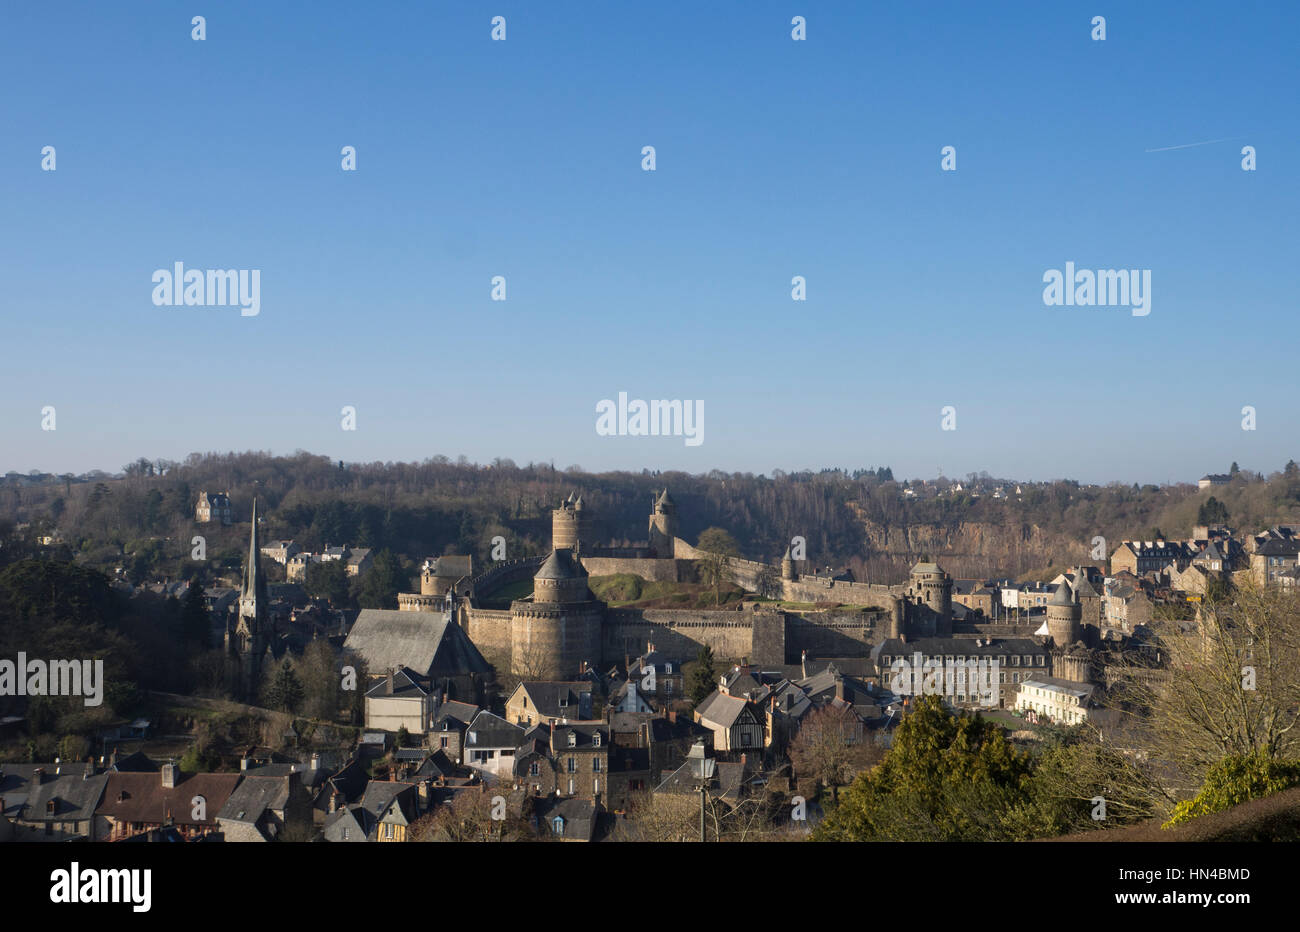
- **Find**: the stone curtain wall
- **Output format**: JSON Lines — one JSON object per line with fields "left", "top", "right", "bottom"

{"left": 470, "top": 555, "right": 545, "bottom": 601}
{"left": 579, "top": 556, "right": 688, "bottom": 582}
{"left": 463, "top": 607, "right": 512, "bottom": 658}
{"left": 604, "top": 608, "right": 756, "bottom": 664}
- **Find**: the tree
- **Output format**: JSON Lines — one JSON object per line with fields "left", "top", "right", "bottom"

{"left": 696, "top": 528, "right": 739, "bottom": 606}
{"left": 304, "top": 560, "right": 350, "bottom": 606}
{"left": 1164, "top": 750, "right": 1300, "bottom": 827}
{"left": 1230, "top": 461, "right": 1240, "bottom": 477}
{"left": 1105, "top": 580, "right": 1300, "bottom": 821}
{"left": 263, "top": 658, "right": 304, "bottom": 713}
{"left": 788, "top": 705, "right": 882, "bottom": 803}
{"left": 358, "top": 549, "right": 406, "bottom": 609}
{"left": 181, "top": 580, "right": 210, "bottom": 649}
{"left": 687, "top": 644, "right": 717, "bottom": 708}
{"left": 1197, "top": 496, "right": 1229, "bottom": 526}
{"left": 297, "top": 639, "right": 343, "bottom": 721}
{"left": 813, "top": 695, "right": 1032, "bottom": 841}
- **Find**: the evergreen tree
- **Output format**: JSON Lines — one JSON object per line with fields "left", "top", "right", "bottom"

{"left": 181, "top": 579, "right": 210, "bottom": 649}
{"left": 264, "top": 658, "right": 304, "bottom": 713}
{"left": 688, "top": 644, "right": 717, "bottom": 707}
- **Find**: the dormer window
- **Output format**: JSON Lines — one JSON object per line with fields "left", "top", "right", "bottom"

{"left": 593, "top": 732, "right": 601, "bottom": 747}
{"left": 552, "top": 815, "right": 565, "bottom": 836}
{"left": 567, "top": 732, "right": 577, "bottom": 747}
{"left": 468, "top": 731, "right": 477, "bottom": 745}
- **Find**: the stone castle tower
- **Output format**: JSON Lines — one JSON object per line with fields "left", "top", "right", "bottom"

{"left": 648, "top": 489, "right": 677, "bottom": 557}
{"left": 227, "top": 499, "right": 270, "bottom": 700}
{"left": 1046, "top": 579, "right": 1082, "bottom": 649}
{"left": 509, "top": 548, "right": 605, "bottom": 680}
{"left": 781, "top": 546, "right": 796, "bottom": 581}
{"left": 905, "top": 559, "right": 953, "bottom": 637}
{"left": 552, "top": 493, "right": 588, "bottom": 554}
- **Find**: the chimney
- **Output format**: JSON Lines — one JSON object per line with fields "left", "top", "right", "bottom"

{"left": 310, "top": 753, "right": 321, "bottom": 771}
{"left": 33, "top": 768, "right": 45, "bottom": 785}
{"left": 240, "top": 756, "right": 249, "bottom": 772}
{"left": 329, "top": 790, "right": 341, "bottom": 813}
{"left": 801, "top": 650, "right": 807, "bottom": 679}
{"left": 835, "top": 679, "right": 846, "bottom": 702}
{"left": 161, "top": 763, "right": 177, "bottom": 789}
{"left": 387, "top": 669, "right": 395, "bottom": 694}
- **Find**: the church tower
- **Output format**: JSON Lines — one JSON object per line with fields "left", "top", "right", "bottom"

{"left": 227, "top": 499, "right": 270, "bottom": 700}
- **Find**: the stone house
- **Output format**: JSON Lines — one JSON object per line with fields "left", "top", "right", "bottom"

{"left": 196, "top": 491, "right": 232, "bottom": 525}
{"left": 95, "top": 763, "right": 241, "bottom": 841}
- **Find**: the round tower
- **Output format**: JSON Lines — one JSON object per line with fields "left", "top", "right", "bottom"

{"left": 889, "top": 596, "right": 905, "bottom": 639}
{"left": 551, "top": 492, "right": 586, "bottom": 552}
{"left": 510, "top": 548, "right": 604, "bottom": 680}
{"left": 420, "top": 559, "right": 454, "bottom": 597}
{"left": 648, "top": 489, "right": 678, "bottom": 557}
{"left": 781, "top": 546, "right": 796, "bottom": 581}
{"left": 909, "top": 559, "right": 953, "bottom": 620}
{"left": 1046, "top": 579, "right": 1082, "bottom": 648}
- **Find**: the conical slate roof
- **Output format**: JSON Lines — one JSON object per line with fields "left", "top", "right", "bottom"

{"left": 656, "top": 489, "right": 675, "bottom": 508}
{"left": 536, "top": 548, "right": 587, "bottom": 580}
{"left": 1050, "top": 580, "right": 1075, "bottom": 606}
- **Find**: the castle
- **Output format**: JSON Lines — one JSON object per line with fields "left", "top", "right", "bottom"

{"left": 375, "top": 492, "right": 1102, "bottom": 700}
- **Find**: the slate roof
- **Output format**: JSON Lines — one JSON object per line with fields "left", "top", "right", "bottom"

{"left": 1050, "top": 581, "right": 1076, "bottom": 606}
{"left": 1257, "top": 539, "right": 1300, "bottom": 557}
{"left": 425, "top": 555, "right": 473, "bottom": 578}
{"left": 344, "top": 609, "right": 492, "bottom": 679}
{"left": 359, "top": 781, "right": 419, "bottom": 826}
{"left": 217, "top": 775, "right": 291, "bottom": 823}
{"left": 323, "top": 804, "right": 375, "bottom": 842}
{"left": 535, "top": 548, "right": 587, "bottom": 580}
{"left": 466, "top": 710, "right": 526, "bottom": 749}
{"left": 694, "top": 691, "right": 754, "bottom": 728}
{"left": 534, "top": 796, "right": 600, "bottom": 841}
{"left": 1021, "top": 676, "right": 1094, "bottom": 702}
{"left": 551, "top": 722, "right": 608, "bottom": 751}
{"left": 435, "top": 700, "right": 480, "bottom": 730}
{"left": 24, "top": 773, "right": 108, "bottom": 824}
{"left": 365, "top": 667, "right": 431, "bottom": 699}
{"left": 513, "top": 681, "right": 593, "bottom": 720}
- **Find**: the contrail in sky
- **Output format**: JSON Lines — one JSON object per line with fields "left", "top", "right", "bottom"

{"left": 1144, "top": 137, "right": 1241, "bottom": 152}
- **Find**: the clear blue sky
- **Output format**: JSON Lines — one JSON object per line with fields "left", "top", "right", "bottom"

{"left": 2, "top": 1, "right": 1296, "bottom": 484}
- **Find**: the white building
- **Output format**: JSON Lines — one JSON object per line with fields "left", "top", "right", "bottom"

{"left": 1015, "top": 676, "right": 1093, "bottom": 726}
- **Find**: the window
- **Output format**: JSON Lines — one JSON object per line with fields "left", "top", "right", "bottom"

{"left": 468, "top": 731, "right": 477, "bottom": 745}
{"left": 567, "top": 757, "right": 576, "bottom": 773}
{"left": 530, "top": 761, "right": 540, "bottom": 776}
{"left": 594, "top": 778, "right": 599, "bottom": 795}
{"left": 593, "top": 732, "right": 601, "bottom": 747}
{"left": 567, "top": 779, "right": 575, "bottom": 795}
{"left": 567, "top": 732, "right": 576, "bottom": 747}
{"left": 664, "top": 680, "right": 673, "bottom": 696}
{"left": 553, "top": 815, "right": 565, "bottom": 836}
{"left": 440, "top": 737, "right": 448, "bottom": 748}
{"left": 593, "top": 758, "right": 602, "bottom": 772}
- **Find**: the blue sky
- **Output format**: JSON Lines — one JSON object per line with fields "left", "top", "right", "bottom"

{"left": 2, "top": 1, "right": 1296, "bottom": 484}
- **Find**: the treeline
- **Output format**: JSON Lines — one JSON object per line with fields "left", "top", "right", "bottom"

{"left": 6, "top": 452, "right": 1300, "bottom": 584}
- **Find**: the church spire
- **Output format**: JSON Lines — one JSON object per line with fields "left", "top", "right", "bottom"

{"left": 241, "top": 498, "right": 266, "bottom": 606}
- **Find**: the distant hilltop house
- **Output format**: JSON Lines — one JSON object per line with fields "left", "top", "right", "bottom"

{"left": 1198, "top": 474, "right": 1231, "bottom": 490}
{"left": 196, "top": 491, "right": 233, "bottom": 525}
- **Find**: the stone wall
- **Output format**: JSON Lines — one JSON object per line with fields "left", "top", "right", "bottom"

{"left": 786, "top": 612, "right": 882, "bottom": 661}
{"left": 579, "top": 556, "right": 689, "bottom": 582}
{"left": 604, "top": 608, "right": 755, "bottom": 665}
{"left": 463, "top": 607, "right": 512, "bottom": 659}
{"left": 470, "top": 556, "right": 545, "bottom": 601}
{"left": 781, "top": 577, "right": 900, "bottom": 609}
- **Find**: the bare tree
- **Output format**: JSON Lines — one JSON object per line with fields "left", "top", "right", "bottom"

{"left": 788, "top": 705, "right": 882, "bottom": 802}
